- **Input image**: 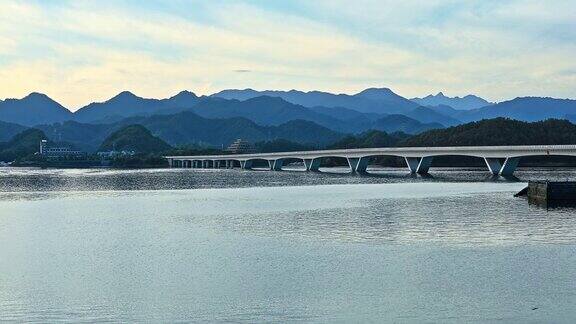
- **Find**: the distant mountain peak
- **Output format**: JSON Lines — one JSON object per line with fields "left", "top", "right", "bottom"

{"left": 177, "top": 90, "right": 196, "bottom": 96}
{"left": 26, "top": 92, "right": 51, "bottom": 99}
{"left": 170, "top": 90, "right": 198, "bottom": 100}
{"left": 356, "top": 87, "right": 395, "bottom": 96}
{"left": 20, "top": 92, "right": 61, "bottom": 105}
{"left": 411, "top": 92, "right": 492, "bottom": 110}
{"left": 112, "top": 91, "right": 139, "bottom": 100}
{"left": 0, "top": 92, "right": 71, "bottom": 126}
{"left": 423, "top": 92, "right": 448, "bottom": 99}
{"left": 10, "top": 93, "right": 63, "bottom": 109}
{"left": 354, "top": 88, "right": 406, "bottom": 103}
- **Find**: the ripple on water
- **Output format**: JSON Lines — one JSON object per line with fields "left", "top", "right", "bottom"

{"left": 1, "top": 167, "right": 576, "bottom": 322}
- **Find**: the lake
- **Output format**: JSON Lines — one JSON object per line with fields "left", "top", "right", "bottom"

{"left": 1, "top": 167, "right": 575, "bottom": 322}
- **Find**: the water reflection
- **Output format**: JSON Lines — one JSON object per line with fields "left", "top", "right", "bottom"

{"left": 3, "top": 180, "right": 569, "bottom": 246}
{"left": 204, "top": 188, "right": 576, "bottom": 246}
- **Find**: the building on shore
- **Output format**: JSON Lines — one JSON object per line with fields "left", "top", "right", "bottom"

{"left": 225, "top": 139, "right": 256, "bottom": 154}
{"left": 39, "top": 140, "right": 87, "bottom": 160}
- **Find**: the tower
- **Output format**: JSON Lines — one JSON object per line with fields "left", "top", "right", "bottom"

{"left": 39, "top": 140, "right": 48, "bottom": 155}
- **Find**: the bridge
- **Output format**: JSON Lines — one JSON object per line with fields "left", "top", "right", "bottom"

{"left": 165, "top": 145, "right": 576, "bottom": 176}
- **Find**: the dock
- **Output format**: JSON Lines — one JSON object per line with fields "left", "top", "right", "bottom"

{"left": 524, "top": 181, "right": 576, "bottom": 207}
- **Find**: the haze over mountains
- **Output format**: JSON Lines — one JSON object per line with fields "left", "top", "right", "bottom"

{"left": 212, "top": 88, "right": 419, "bottom": 114}
{"left": 1, "top": 87, "right": 576, "bottom": 150}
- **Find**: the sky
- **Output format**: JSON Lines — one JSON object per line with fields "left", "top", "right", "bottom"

{"left": 0, "top": 0, "right": 575, "bottom": 110}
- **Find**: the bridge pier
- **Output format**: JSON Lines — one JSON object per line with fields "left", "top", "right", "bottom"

{"left": 271, "top": 159, "right": 284, "bottom": 171}
{"left": 405, "top": 157, "right": 419, "bottom": 173}
{"left": 347, "top": 157, "right": 370, "bottom": 173}
{"left": 500, "top": 157, "right": 521, "bottom": 176}
{"left": 485, "top": 157, "right": 521, "bottom": 176}
{"left": 358, "top": 157, "right": 370, "bottom": 173}
{"left": 240, "top": 160, "right": 253, "bottom": 170}
{"left": 347, "top": 158, "right": 359, "bottom": 173}
{"left": 405, "top": 157, "right": 433, "bottom": 174}
{"left": 484, "top": 158, "right": 502, "bottom": 175}
{"left": 304, "top": 158, "right": 321, "bottom": 171}
{"left": 417, "top": 156, "right": 433, "bottom": 174}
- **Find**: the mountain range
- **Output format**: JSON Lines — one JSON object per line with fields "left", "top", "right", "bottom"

{"left": 454, "top": 97, "right": 576, "bottom": 122}
{"left": 212, "top": 88, "right": 419, "bottom": 114}
{"left": 31, "top": 111, "right": 345, "bottom": 151}
{"left": 1, "top": 88, "right": 575, "bottom": 152}
{"left": 74, "top": 90, "right": 200, "bottom": 123}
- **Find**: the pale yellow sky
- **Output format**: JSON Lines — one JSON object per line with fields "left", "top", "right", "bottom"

{"left": 0, "top": 0, "right": 575, "bottom": 110}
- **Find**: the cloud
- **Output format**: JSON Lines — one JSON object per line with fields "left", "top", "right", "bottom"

{"left": 0, "top": 0, "right": 574, "bottom": 108}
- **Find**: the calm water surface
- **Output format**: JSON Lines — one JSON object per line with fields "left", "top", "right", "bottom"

{"left": 0, "top": 167, "right": 575, "bottom": 323}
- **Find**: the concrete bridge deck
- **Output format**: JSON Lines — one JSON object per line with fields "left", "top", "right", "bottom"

{"left": 165, "top": 145, "right": 576, "bottom": 176}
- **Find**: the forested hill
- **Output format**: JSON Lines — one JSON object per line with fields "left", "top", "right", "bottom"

{"left": 0, "top": 129, "right": 47, "bottom": 162}
{"left": 400, "top": 118, "right": 576, "bottom": 147}
{"left": 329, "top": 130, "right": 409, "bottom": 149}
{"left": 0, "top": 120, "right": 28, "bottom": 142}
{"left": 99, "top": 125, "right": 173, "bottom": 153}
